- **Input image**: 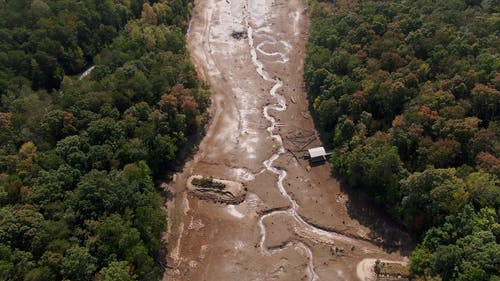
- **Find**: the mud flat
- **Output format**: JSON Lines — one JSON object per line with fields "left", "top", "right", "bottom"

{"left": 162, "top": 0, "right": 412, "bottom": 280}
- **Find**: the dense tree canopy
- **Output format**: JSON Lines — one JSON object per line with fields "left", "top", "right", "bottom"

{"left": 306, "top": 0, "right": 499, "bottom": 280}
{"left": 0, "top": 0, "right": 206, "bottom": 280}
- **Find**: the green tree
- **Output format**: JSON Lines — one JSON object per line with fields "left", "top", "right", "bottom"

{"left": 431, "top": 245, "right": 462, "bottom": 280}
{"left": 99, "top": 261, "right": 136, "bottom": 281}
{"left": 0, "top": 206, "right": 44, "bottom": 251}
{"left": 333, "top": 137, "right": 403, "bottom": 207}
{"left": 61, "top": 246, "right": 97, "bottom": 281}
{"left": 457, "top": 267, "right": 488, "bottom": 281}
{"left": 67, "top": 170, "right": 121, "bottom": 220}
{"left": 24, "top": 266, "right": 56, "bottom": 281}
{"left": 400, "top": 168, "right": 468, "bottom": 230}
{"left": 465, "top": 172, "right": 500, "bottom": 209}
{"left": 471, "top": 84, "right": 499, "bottom": 121}
{"left": 94, "top": 214, "right": 153, "bottom": 278}
{"left": 427, "top": 139, "right": 461, "bottom": 168}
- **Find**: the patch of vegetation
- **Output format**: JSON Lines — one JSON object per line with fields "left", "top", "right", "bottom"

{"left": 375, "top": 260, "right": 410, "bottom": 279}
{"left": 306, "top": 0, "right": 499, "bottom": 280}
{"left": 192, "top": 177, "right": 226, "bottom": 190}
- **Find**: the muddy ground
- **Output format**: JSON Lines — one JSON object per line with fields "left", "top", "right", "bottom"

{"left": 161, "top": 0, "right": 412, "bottom": 280}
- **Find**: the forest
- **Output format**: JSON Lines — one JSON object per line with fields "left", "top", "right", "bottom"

{"left": 306, "top": 0, "right": 499, "bottom": 280}
{"left": 0, "top": 0, "right": 208, "bottom": 280}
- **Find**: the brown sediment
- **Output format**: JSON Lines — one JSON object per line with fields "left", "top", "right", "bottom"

{"left": 161, "top": 0, "right": 412, "bottom": 280}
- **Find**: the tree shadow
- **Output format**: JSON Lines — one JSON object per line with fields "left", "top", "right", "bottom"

{"left": 332, "top": 170, "right": 416, "bottom": 256}
{"left": 305, "top": 87, "right": 415, "bottom": 255}
{"left": 155, "top": 125, "right": 206, "bottom": 183}
{"left": 154, "top": 120, "right": 207, "bottom": 277}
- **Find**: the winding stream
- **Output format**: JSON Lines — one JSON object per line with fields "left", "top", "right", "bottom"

{"left": 242, "top": 2, "right": 357, "bottom": 280}
{"left": 173, "top": 0, "right": 407, "bottom": 280}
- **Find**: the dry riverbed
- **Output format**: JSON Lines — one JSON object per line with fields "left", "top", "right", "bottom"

{"left": 162, "top": 0, "right": 411, "bottom": 280}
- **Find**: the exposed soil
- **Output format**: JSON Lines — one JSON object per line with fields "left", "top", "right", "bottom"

{"left": 161, "top": 0, "right": 412, "bottom": 280}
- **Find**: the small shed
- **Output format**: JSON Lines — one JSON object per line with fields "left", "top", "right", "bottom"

{"left": 308, "top": 147, "right": 327, "bottom": 163}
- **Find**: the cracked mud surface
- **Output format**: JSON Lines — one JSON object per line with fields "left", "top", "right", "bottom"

{"left": 162, "top": 0, "right": 412, "bottom": 280}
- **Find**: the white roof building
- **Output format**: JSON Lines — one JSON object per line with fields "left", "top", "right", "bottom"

{"left": 308, "top": 147, "right": 327, "bottom": 163}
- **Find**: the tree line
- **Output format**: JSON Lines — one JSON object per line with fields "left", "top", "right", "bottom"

{"left": 0, "top": 0, "right": 207, "bottom": 280}
{"left": 306, "top": 0, "right": 499, "bottom": 280}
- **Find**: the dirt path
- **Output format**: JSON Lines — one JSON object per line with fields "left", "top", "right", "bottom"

{"left": 162, "top": 0, "right": 411, "bottom": 280}
{"left": 356, "top": 259, "right": 409, "bottom": 281}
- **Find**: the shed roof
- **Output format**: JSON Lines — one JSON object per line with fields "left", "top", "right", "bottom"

{"left": 308, "top": 147, "right": 326, "bottom": 158}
